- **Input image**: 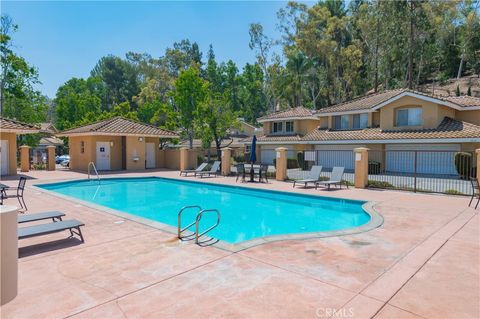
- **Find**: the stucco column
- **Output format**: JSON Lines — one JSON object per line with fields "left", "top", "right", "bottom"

{"left": 476, "top": 149, "right": 480, "bottom": 181}
{"left": 46, "top": 145, "right": 56, "bottom": 171}
{"left": 354, "top": 147, "right": 369, "bottom": 188}
{"left": 0, "top": 205, "right": 18, "bottom": 305}
{"left": 275, "top": 147, "right": 288, "bottom": 181}
{"left": 19, "top": 145, "right": 30, "bottom": 172}
{"left": 179, "top": 147, "right": 189, "bottom": 171}
{"left": 221, "top": 148, "right": 232, "bottom": 176}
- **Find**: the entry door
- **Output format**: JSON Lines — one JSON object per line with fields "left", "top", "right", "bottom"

{"left": 145, "top": 142, "right": 155, "bottom": 169}
{"left": 96, "top": 142, "right": 111, "bottom": 170}
{"left": 0, "top": 140, "right": 9, "bottom": 175}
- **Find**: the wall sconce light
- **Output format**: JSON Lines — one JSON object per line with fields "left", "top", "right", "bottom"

{"left": 138, "top": 137, "right": 143, "bottom": 142}
{"left": 110, "top": 141, "right": 114, "bottom": 147}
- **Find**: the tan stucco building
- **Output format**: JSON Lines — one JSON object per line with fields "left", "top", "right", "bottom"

{"left": 245, "top": 90, "right": 480, "bottom": 175}
{"left": 58, "top": 117, "right": 179, "bottom": 172}
{"left": 0, "top": 117, "right": 39, "bottom": 176}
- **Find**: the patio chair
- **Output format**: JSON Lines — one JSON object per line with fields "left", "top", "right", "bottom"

{"left": 236, "top": 164, "right": 246, "bottom": 182}
{"left": 18, "top": 219, "right": 85, "bottom": 242}
{"left": 293, "top": 165, "right": 323, "bottom": 188}
{"left": 180, "top": 162, "right": 208, "bottom": 177}
{"left": 1, "top": 177, "right": 28, "bottom": 211}
{"left": 469, "top": 178, "right": 479, "bottom": 209}
{"left": 259, "top": 164, "right": 269, "bottom": 183}
{"left": 196, "top": 161, "right": 221, "bottom": 178}
{"left": 315, "top": 167, "right": 346, "bottom": 190}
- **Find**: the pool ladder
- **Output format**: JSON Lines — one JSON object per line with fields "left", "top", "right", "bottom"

{"left": 177, "top": 206, "right": 220, "bottom": 245}
{"left": 87, "top": 162, "right": 101, "bottom": 183}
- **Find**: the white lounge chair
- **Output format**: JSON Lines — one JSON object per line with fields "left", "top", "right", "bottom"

{"left": 315, "top": 167, "right": 346, "bottom": 190}
{"left": 293, "top": 165, "right": 323, "bottom": 188}
{"left": 195, "top": 161, "right": 221, "bottom": 178}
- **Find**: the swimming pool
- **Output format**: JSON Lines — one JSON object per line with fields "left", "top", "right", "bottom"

{"left": 37, "top": 177, "right": 372, "bottom": 244}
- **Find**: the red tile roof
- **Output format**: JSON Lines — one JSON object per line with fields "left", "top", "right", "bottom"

{"left": 257, "top": 107, "right": 315, "bottom": 122}
{"left": 0, "top": 117, "right": 39, "bottom": 133}
{"left": 58, "top": 117, "right": 178, "bottom": 138}
{"left": 302, "top": 117, "right": 480, "bottom": 142}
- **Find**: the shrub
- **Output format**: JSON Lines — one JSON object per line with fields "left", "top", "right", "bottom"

{"left": 445, "top": 189, "right": 464, "bottom": 195}
{"left": 368, "top": 180, "right": 394, "bottom": 188}
{"left": 454, "top": 152, "right": 472, "bottom": 179}
{"left": 455, "top": 84, "right": 461, "bottom": 96}
{"left": 233, "top": 154, "right": 245, "bottom": 164}
{"left": 467, "top": 86, "right": 472, "bottom": 96}
{"left": 297, "top": 152, "right": 305, "bottom": 169}
{"left": 436, "top": 72, "right": 449, "bottom": 85}
{"left": 368, "top": 161, "right": 381, "bottom": 174}
{"left": 273, "top": 158, "right": 299, "bottom": 169}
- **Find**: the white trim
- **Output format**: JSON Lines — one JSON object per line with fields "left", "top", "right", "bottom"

{"left": 316, "top": 109, "right": 376, "bottom": 117}
{"left": 257, "top": 116, "right": 318, "bottom": 123}
{"left": 372, "top": 92, "right": 463, "bottom": 111}
{"left": 0, "top": 129, "right": 39, "bottom": 134}
{"left": 255, "top": 137, "right": 480, "bottom": 145}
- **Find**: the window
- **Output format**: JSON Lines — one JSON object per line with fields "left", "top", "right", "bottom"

{"left": 272, "top": 122, "right": 283, "bottom": 133}
{"left": 334, "top": 115, "right": 350, "bottom": 130}
{"left": 80, "top": 141, "right": 85, "bottom": 154}
{"left": 396, "top": 107, "right": 422, "bottom": 126}
{"left": 285, "top": 121, "right": 294, "bottom": 133}
{"left": 352, "top": 113, "right": 368, "bottom": 129}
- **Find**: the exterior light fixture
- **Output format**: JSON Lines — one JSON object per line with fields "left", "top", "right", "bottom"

{"left": 138, "top": 137, "right": 143, "bottom": 142}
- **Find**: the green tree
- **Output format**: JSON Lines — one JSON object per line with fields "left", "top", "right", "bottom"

{"left": 173, "top": 66, "right": 208, "bottom": 148}
{"left": 0, "top": 15, "right": 47, "bottom": 123}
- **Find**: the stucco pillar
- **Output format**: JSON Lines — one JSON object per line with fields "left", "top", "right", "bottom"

{"left": 179, "top": 147, "right": 189, "bottom": 171}
{"left": 0, "top": 205, "right": 18, "bottom": 305}
{"left": 354, "top": 147, "right": 369, "bottom": 188}
{"left": 221, "top": 148, "right": 232, "bottom": 176}
{"left": 19, "top": 145, "right": 30, "bottom": 172}
{"left": 275, "top": 147, "right": 288, "bottom": 181}
{"left": 46, "top": 145, "right": 56, "bottom": 171}
{"left": 476, "top": 149, "right": 480, "bottom": 181}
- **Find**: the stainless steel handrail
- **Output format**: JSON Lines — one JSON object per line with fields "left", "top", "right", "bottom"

{"left": 177, "top": 205, "right": 202, "bottom": 239}
{"left": 195, "top": 209, "right": 221, "bottom": 244}
{"left": 87, "top": 162, "right": 100, "bottom": 182}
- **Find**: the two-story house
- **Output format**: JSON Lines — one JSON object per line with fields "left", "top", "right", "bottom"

{"left": 246, "top": 89, "right": 480, "bottom": 174}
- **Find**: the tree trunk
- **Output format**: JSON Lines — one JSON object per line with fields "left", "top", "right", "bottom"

{"left": 457, "top": 51, "right": 464, "bottom": 79}
{"left": 188, "top": 131, "right": 193, "bottom": 149}
{"left": 374, "top": 1, "right": 380, "bottom": 92}
{"left": 407, "top": 0, "right": 415, "bottom": 89}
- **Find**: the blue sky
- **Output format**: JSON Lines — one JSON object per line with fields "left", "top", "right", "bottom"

{"left": 2, "top": 1, "right": 296, "bottom": 98}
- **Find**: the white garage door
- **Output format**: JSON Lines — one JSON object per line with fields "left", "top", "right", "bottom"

{"left": 314, "top": 145, "right": 358, "bottom": 170}
{"left": 260, "top": 147, "right": 296, "bottom": 164}
{"left": 386, "top": 144, "right": 460, "bottom": 175}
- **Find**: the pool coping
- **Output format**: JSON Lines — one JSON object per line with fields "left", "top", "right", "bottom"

{"left": 31, "top": 176, "right": 384, "bottom": 253}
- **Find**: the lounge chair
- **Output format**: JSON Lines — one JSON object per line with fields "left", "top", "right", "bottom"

{"left": 236, "top": 164, "right": 246, "bottom": 182}
{"left": 195, "top": 161, "right": 221, "bottom": 178}
{"left": 469, "top": 178, "right": 479, "bottom": 209}
{"left": 293, "top": 165, "right": 323, "bottom": 188}
{"left": 18, "top": 211, "right": 65, "bottom": 224}
{"left": 315, "top": 167, "right": 346, "bottom": 190}
{"left": 18, "top": 219, "right": 85, "bottom": 242}
{"left": 1, "top": 177, "right": 27, "bottom": 211}
{"left": 180, "top": 162, "right": 208, "bottom": 176}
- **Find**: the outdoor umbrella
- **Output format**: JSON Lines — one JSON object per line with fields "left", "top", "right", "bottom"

{"left": 249, "top": 135, "right": 257, "bottom": 181}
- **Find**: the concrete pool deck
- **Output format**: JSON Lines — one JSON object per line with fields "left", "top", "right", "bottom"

{"left": 0, "top": 169, "right": 478, "bottom": 319}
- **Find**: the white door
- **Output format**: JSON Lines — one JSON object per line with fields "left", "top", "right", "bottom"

{"left": 145, "top": 142, "right": 155, "bottom": 169}
{"left": 386, "top": 144, "right": 460, "bottom": 175}
{"left": 0, "top": 140, "right": 9, "bottom": 175}
{"left": 96, "top": 142, "right": 111, "bottom": 170}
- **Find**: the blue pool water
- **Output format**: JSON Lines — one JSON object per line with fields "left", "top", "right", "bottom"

{"left": 37, "top": 177, "right": 370, "bottom": 244}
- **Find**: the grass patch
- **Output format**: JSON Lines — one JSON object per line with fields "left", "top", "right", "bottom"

{"left": 368, "top": 180, "right": 394, "bottom": 188}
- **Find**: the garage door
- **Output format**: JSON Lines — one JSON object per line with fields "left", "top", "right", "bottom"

{"left": 314, "top": 145, "right": 358, "bottom": 170}
{"left": 386, "top": 144, "right": 460, "bottom": 175}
